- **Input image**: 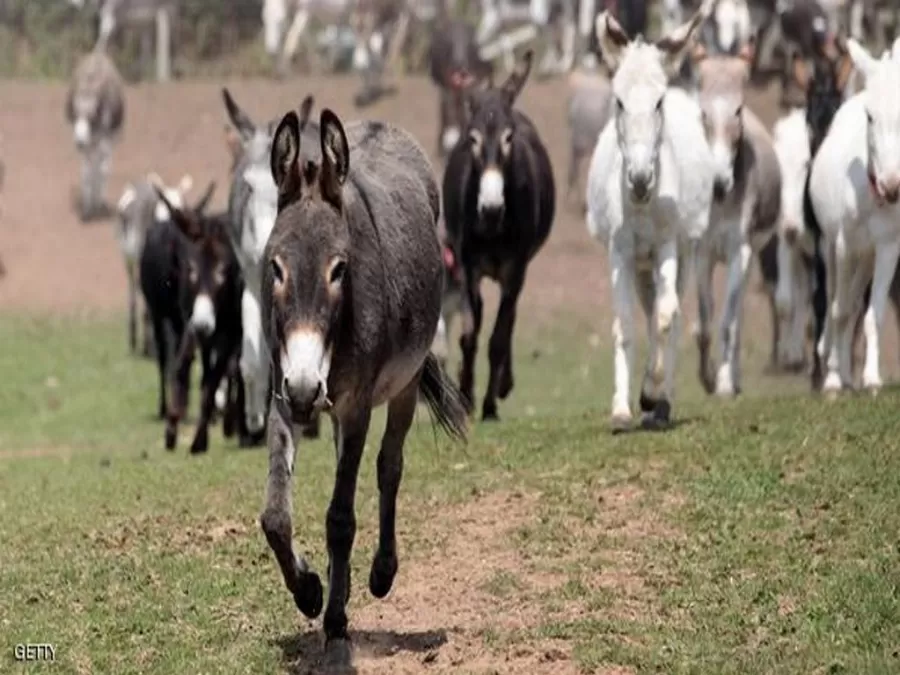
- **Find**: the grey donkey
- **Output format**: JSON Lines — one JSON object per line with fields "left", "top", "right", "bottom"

{"left": 259, "top": 108, "right": 468, "bottom": 667}
{"left": 65, "top": 44, "right": 125, "bottom": 222}
{"left": 566, "top": 67, "right": 612, "bottom": 207}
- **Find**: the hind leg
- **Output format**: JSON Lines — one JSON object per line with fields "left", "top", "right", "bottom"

{"left": 165, "top": 329, "right": 196, "bottom": 450}
{"left": 369, "top": 374, "right": 418, "bottom": 601}
{"left": 151, "top": 316, "right": 168, "bottom": 420}
{"left": 482, "top": 267, "right": 524, "bottom": 421}
{"left": 694, "top": 242, "right": 716, "bottom": 394}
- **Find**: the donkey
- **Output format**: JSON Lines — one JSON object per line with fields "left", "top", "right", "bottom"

{"left": 442, "top": 50, "right": 555, "bottom": 421}
{"left": 260, "top": 108, "right": 467, "bottom": 664}
{"left": 566, "top": 67, "right": 612, "bottom": 205}
{"left": 427, "top": 15, "right": 493, "bottom": 160}
{"left": 139, "top": 181, "right": 217, "bottom": 421}
{"left": 117, "top": 173, "right": 193, "bottom": 357}
{"left": 154, "top": 194, "right": 245, "bottom": 454}
{"left": 693, "top": 44, "right": 782, "bottom": 397}
{"left": 222, "top": 89, "right": 319, "bottom": 445}
{"left": 809, "top": 38, "right": 900, "bottom": 395}
{"left": 586, "top": 9, "right": 714, "bottom": 431}
{"left": 65, "top": 43, "right": 125, "bottom": 222}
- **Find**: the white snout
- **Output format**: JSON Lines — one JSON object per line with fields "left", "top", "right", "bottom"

{"left": 442, "top": 126, "right": 461, "bottom": 154}
{"left": 477, "top": 168, "right": 505, "bottom": 211}
{"left": 281, "top": 329, "right": 332, "bottom": 408}
{"left": 191, "top": 293, "right": 216, "bottom": 336}
{"left": 73, "top": 117, "right": 90, "bottom": 147}
{"left": 710, "top": 141, "right": 735, "bottom": 192}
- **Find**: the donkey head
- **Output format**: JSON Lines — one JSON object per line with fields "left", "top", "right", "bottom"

{"left": 693, "top": 41, "right": 754, "bottom": 200}
{"left": 596, "top": 9, "right": 705, "bottom": 205}
{"left": 847, "top": 37, "right": 900, "bottom": 205}
{"left": 265, "top": 108, "right": 352, "bottom": 422}
{"left": 773, "top": 109, "right": 811, "bottom": 243}
{"left": 156, "top": 182, "right": 224, "bottom": 338}
{"left": 223, "top": 88, "right": 315, "bottom": 266}
{"left": 464, "top": 50, "right": 532, "bottom": 235}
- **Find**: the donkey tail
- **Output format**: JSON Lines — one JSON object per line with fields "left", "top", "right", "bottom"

{"left": 418, "top": 353, "right": 468, "bottom": 443}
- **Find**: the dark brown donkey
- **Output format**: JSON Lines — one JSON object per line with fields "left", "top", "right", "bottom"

{"left": 152, "top": 190, "right": 245, "bottom": 454}
{"left": 442, "top": 50, "right": 556, "bottom": 421}
{"left": 259, "top": 108, "right": 467, "bottom": 666}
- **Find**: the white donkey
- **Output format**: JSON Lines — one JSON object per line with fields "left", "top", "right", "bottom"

{"left": 586, "top": 9, "right": 714, "bottom": 431}
{"left": 772, "top": 106, "right": 814, "bottom": 371}
{"left": 693, "top": 46, "right": 782, "bottom": 397}
{"left": 810, "top": 38, "right": 900, "bottom": 394}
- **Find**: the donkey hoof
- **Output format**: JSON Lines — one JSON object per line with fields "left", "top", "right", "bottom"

{"left": 638, "top": 391, "right": 657, "bottom": 414}
{"left": 369, "top": 550, "right": 398, "bottom": 599}
{"left": 498, "top": 371, "right": 514, "bottom": 400}
{"left": 322, "top": 637, "right": 353, "bottom": 671}
{"left": 610, "top": 409, "right": 632, "bottom": 434}
{"left": 189, "top": 434, "right": 209, "bottom": 455}
{"left": 293, "top": 571, "right": 324, "bottom": 619}
{"left": 164, "top": 427, "right": 177, "bottom": 451}
{"left": 641, "top": 398, "right": 671, "bottom": 430}
{"left": 481, "top": 402, "right": 499, "bottom": 421}
{"left": 300, "top": 418, "right": 321, "bottom": 439}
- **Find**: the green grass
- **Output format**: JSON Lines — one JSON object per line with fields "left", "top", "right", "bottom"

{"left": 1, "top": 312, "right": 899, "bottom": 673}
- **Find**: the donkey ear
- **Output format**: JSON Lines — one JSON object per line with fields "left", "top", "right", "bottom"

{"left": 222, "top": 87, "right": 255, "bottom": 141}
{"left": 596, "top": 11, "right": 630, "bottom": 73}
{"left": 153, "top": 184, "right": 193, "bottom": 236}
{"left": 737, "top": 36, "right": 755, "bottom": 66}
{"left": 846, "top": 38, "right": 876, "bottom": 79}
{"left": 271, "top": 110, "right": 302, "bottom": 198}
{"left": 319, "top": 109, "right": 349, "bottom": 207}
{"left": 655, "top": 8, "right": 706, "bottom": 78}
{"left": 500, "top": 49, "right": 533, "bottom": 105}
{"left": 298, "top": 95, "right": 315, "bottom": 129}
{"left": 194, "top": 181, "right": 216, "bottom": 214}
{"left": 178, "top": 173, "right": 194, "bottom": 196}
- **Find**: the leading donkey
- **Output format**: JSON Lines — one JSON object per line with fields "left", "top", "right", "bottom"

{"left": 586, "top": 9, "right": 714, "bottom": 431}
{"left": 259, "top": 109, "right": 467, "bottom": 664}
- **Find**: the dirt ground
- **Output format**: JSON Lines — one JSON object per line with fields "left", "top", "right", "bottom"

{"left": 0, "top": 74, "right": 787, "bottom": 326}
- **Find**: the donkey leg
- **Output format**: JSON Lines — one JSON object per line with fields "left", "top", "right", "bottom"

{"left": 260, "top": 405, "right": 323, "bottom": 619}
{"left": 127, "top": 270, "right": 138, "bottom": 355}
{"left": 694, "top": 243, "right": 716, "bottom": 394}
{"left": 483, "top": 269, "right": 524, "bottom": 420}
{"left": 190, "top": 346, "right": 228, "bottom": 454}
{"left": 165, "top": 330, "right": 196, "bottom": 450}
{"left": 862, "top": 242, "right": 900, "bottom": 392}
{"left": 369, "top": 375, "right": 418, "bottom": 600}
{"left": 151, "top": 316, "right": 169, "bottom": 420}
{"left": 831, "top": 249, "right": 870, "bottom": 391}
{"left": 715, "top": 242, "right": 751, "bottom": 397}
{"left": 458, "top": 269, "right": 483, "bottom": 414}
{"left": 647, "top": 239, "right": 680, "bottom": 425}
{"left": 609, "top": 247, "right": 636, "bottom": 431}
{"left": 323, "top": 407, "right": 373, "bottom": 661}
{"left": 635, "top": 268, "right": 660, "bottom": 416}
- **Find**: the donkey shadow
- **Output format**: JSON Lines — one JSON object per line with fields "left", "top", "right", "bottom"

{"left": 274, "top": 627, "right": 447, "bottom": 674}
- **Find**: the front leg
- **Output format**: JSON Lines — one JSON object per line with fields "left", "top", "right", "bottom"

{"left": 862, "top": 241, "right": 900, "bottom": 392}
{"left": 260, "top": 400, "right": 323, "bottom": 620}
{"left": 694, "top": 241, "right": 716, "bottom": 394}
{"left": 165, "top": 329, "right": 196, "bottom": 450}
{"left": 127, "top": 267, "right": 137, "bottom": 354}
{"left": 323, "top": 405, "right": 372, "bottom": 666}
{"left": 190, "top": 344, "right": 231, "bottom": 454}
{"left": 482, "top": 264, "right": 525, "bottom": 421}
{"left": 715, "top": 241, "right": 752, "bottom": 397}
{"left": 648, "top": 238, "right": 680, "bottom": 425}
{"left": 609, "top": 245, "right": 636, "bottom": 431}
{"left": 458, "top": 265, "right": 483, "bottom": 415}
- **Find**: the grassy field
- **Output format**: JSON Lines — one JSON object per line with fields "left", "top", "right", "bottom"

{"left": 2, "top": 311, "right": 899, "bottom": 674}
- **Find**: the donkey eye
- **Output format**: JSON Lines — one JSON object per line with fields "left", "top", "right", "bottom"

{"left": 329, "top": 260, "right": 347, "bottom": 285}
{"left": 188, "top": 261, "right": 198, "bottom": 284}
{"left": 865, "top": 110, "right": 874, "bottom": 124}
{"left": 214, "top": 264, "right": 226, "bottom": 286}
{"left": 270, "top": 258, "right": 284, "bottom": 285}
{"left": 616, "top": 98, "right": 624, "bottom": 113}
{"left": 655, "top": 98, "right": 663, "bottom": 112}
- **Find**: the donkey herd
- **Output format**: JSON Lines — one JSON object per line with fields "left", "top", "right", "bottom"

{"left": 39, "top": 0, "right": 900, "bottom": 662}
